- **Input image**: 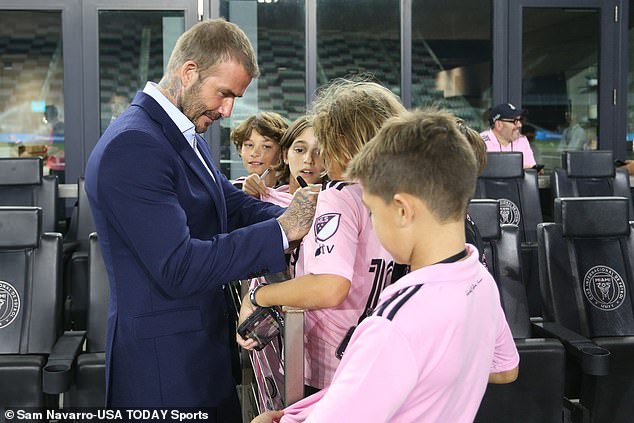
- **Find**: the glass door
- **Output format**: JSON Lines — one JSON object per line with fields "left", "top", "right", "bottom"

{"left": 508, "top": 1, "right": 622, "bottom": 172}
{"left": 82, "top": 0, "right": 198, "bottom": 166}
{"left": 0, "top": 1, "right": 82, "bottom": 182}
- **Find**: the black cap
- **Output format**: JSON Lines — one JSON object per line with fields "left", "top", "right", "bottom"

{"left": 488, "top": 103, "right": 524, "bottom": 125}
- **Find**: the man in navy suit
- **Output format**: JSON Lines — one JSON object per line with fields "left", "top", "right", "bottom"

{"left": 85, "top": 18, "right": 318, "bottom": 420}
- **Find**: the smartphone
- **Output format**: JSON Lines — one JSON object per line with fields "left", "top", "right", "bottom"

{"left": 615, "top": 159, "right": 627, "bottom": 167}
{"left": 532, "top": 164, "right": 545, "bottom": 172}
{"left": 238, "top": 307, "right": 284, "bottom": 351}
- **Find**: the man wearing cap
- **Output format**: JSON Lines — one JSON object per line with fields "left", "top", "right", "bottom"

{"left": 480, "top": 103, "right": 537, "bottom": 169}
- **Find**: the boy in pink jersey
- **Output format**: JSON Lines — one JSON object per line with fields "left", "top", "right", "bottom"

{"left": 250, "top": 109, "right": 519, "bottom": 423}
{"left": 245, "top": 116, "right": 325, "bottom": 411}
{"left": 231, "top": 112, "right": 289, "bottom": 190}
{"left": 237, "top": 79, "right": 406, "bottom": 392}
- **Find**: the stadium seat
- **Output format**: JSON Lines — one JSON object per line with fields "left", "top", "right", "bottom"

{"left": 62, "top": 177, "right": 96, "bottom": 330}
{"left": 551, "top": 151, "right": 633, "bottom": 218}
{"left": 0, "top": 157, "right": 59, "bottom": 232}
{"left": 473, "top": 152, "right": 543, "bottom": 316}
{"left": 538, "top": 196, "right": 634, "bottom": 423}
{"left": 469, "top": 200, "right": 566, "bottom": 423}
{"left": 0, "top": 207, "right": 84, "bottom": 408}
{"left": 64, "top": 232, "right": 108, "bottom": 407}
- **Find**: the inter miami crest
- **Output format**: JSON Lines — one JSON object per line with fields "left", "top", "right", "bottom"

{"left": 583, "top": 265, "right": 626, "bottom": 311}
{"left": 0, "top": 280, "right": 20, "bottom": 329}
{"left": 314, "top": 213, "right": 341, "bottom": 242}
{"left": 499, "top": 198, "right": 521, "bottom": 225}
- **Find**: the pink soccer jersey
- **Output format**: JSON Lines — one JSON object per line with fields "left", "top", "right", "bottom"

{"left": 282, "top": 245, "right": 519, "bottom": 423}
{"left": 263, "top": 185, "right": 292, "bottom": 207}
{"left": 294, "top": 181, "right": 395, "bottom": 389}
{"left": 480, "top": 128, "right": 537, "bottom": 168}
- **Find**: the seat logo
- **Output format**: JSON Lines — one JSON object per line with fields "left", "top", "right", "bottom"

{"left": 0, "top": 280, "right": 21, "bottom": 329}
{"left": 583, "top": 266, "right": 626, "bottom": 311}
{"left": 314, "top": 213, "right": 341, "bottom": 242}
{"left": 499, "top": 199, "right": 521, "bottom": 225}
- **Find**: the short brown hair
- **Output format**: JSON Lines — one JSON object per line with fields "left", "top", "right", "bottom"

{"left": 166, "top": 18, "right": 259, "bottom": 79}
{"left": 311, "top": 78, "right": 405, "bottom": 176}
{"left": 347, "top": 109, "right": 478, "bottom": 222}
{"left": 230, "top": 112, "right": 289, "bottom": 152}
{"left": 273, "top": 115, "right": 312, "bottom": 185}
{"left": 456, "top": 119, "right": 487, "bottom": 175}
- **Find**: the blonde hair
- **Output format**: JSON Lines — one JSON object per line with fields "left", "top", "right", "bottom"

{"left": 165, "top": 18, "right": 259, "bottom": 80}
{"left": 456, "top": 119, "right": 487, "bottom": 175}
{"left": 310, "top": 78, "right": 405, "bottom": 176}
{"left": 347, "top": 109, "right": 478, "bottom": 222}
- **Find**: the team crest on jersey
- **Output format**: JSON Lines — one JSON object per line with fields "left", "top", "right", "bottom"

{"left": 583, "top": 265, "right": 626, "bottom": 311}
{"left": 0, "top": 280, "right": 21, "bottom": 329}
{"left": 314, "top": 213, "right": 341, "bottom": 242}
{"left": 499, "top": 199, "right": 521, "bottom": 225}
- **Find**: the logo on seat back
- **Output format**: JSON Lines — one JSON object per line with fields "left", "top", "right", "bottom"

{"left": 583, "top": 266, "right": 626, "bottom": 311}
{"left": 0, "top": 281, "right": 20, "bottom": 329}
{"left": 499, "top": 199, "right": 521, "bottom": 225}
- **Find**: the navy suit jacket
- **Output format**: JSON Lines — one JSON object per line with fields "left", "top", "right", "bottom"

{"left": 85, "top": 92, "right": 287, "bottom": 407}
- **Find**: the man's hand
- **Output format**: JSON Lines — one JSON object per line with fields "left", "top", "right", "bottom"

{"left": 243, "top": 173, "right": 268, "bottom": 198}
{"left": 277, "top": 184, "right": 320, "bottom": 242}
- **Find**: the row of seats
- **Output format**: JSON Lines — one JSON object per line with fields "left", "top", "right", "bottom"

{"left": 0, "top": 158, "right": 97, "bottom": 332}
{"left": 468, "top": 195, "right": 634, "bottom": 423}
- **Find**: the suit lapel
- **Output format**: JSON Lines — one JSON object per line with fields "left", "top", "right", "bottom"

{"left": 132, "top": 92, "right": 228, "bottom": 232}
{"left": 195, "top": 134, "right": 228, "bottom": 232}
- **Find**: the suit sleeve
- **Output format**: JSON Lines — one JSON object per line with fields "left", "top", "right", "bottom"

{"left": 93, "top": 130, "right": 287, "bottom": 298}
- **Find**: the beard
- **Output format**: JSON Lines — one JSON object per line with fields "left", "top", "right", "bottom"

{"left": 181, "top": 83, "right": 222, "bottom": 133}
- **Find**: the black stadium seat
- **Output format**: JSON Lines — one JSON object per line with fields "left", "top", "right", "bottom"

{"left": 64, "top": 232, "right": 108, "bottom": 407}
{"left": 0, "top": 157, "right": 59, "bottom": 232}
{"left": 469, "top": 200, "right": 566, "bottom": 423}
{"left": 538, "top": 197, "right": 634, "bottom": 423}
{"left": 551, "top": 151, "right": 633, "bottom": 218}
{"left": 0, "top": 207, "right": 84, "bottom": 408}
{"left": 473, "top": 152, "right": 543, "bottom": 316}
{"left": 62, "top": 177, "right": 96, "bottom": 330}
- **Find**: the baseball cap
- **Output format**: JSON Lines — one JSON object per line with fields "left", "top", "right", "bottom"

{"left": 488, "top": 103, "right": 525, "bottom": 125}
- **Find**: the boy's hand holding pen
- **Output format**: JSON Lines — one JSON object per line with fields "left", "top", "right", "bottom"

{"left": 242, "top": 168, "right": 271, "bottom": 199}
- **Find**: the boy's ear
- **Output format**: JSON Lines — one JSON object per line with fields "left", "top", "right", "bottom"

{"left": 392, "top": 193, "right": 416, "bottom": 226}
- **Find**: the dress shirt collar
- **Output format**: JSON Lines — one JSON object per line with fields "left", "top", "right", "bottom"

{"left": 143, "top": 82, "right": 196, "bottom": 148}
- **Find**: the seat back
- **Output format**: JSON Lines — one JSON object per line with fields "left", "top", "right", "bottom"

{"left": 551, "top": 151, "right": 633, "bottom": 219}
{"left": 538, "top": 197, "right": 634, "bottom": 337}
{"left": 63, "top": 232, "right": 109, "bottom": 408}
{"left": 0, "top": 207, "right": 63, "bottom": 408}
{"left": 63, "top": 177, "right": 97, "bottom": 330}
{"left": 0, "top": 158, "right": 59, "bottom": 232}
{"left": 475, "top": 152, "right": 542, "bottom": 243}
{"left": 470, "top": 200, "right": 565, "bottom": 423}
{"left": 468, "top": 199, "right": 531, "bottom": 339}
{"left": 475, "top": 153, "right": 543, "bottom": 316}
{"left": 0, "top": 207, "right": 63, "bottom": 354}
{"left": 538, "top": 197, "right": 634, "bottom": 423}
{"left": 87, "top": 232, "right": 109, "bottom": 352}
{"left": 65, "top": 177, "right": 96, "bottom": 253}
